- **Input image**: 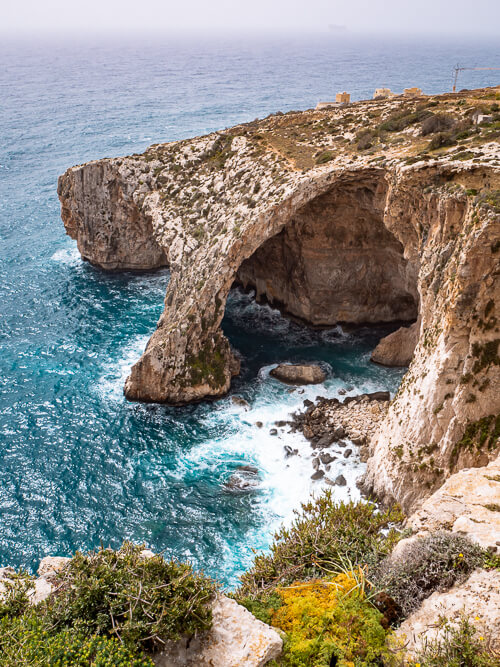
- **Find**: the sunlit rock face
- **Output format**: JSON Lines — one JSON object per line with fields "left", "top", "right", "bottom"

{"left": 59, "top": 87, "right": 500, "bottom": 511}
{"left": 58, "top": 160, "right": 168, "bottom": 270}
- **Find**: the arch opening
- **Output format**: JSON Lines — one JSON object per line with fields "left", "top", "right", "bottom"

{"left": 235, "top": 176, "right": 419, "bottom": 328}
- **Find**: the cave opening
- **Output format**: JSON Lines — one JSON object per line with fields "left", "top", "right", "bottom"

{"left": 234, "top": 175, "right": 419, "bottom": 329}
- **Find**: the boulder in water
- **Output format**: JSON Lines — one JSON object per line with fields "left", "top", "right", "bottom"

{"left": 371, "top": 322, "right": 418, "bottom": 367}
{"left": 231, "top": 395, "right": 250, "bottom": 409}
{"left": 270, "top": 364, "right": 326, "bottom": 385}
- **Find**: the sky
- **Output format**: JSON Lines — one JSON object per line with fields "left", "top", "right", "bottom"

{"left": 1, "top": 0, "right": 499, "bottom": 36}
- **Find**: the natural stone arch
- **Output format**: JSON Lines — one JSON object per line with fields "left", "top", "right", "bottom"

{"left": 124, "top": 168, "right": 420, "bottom": 404}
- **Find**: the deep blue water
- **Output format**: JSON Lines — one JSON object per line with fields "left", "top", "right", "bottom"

{"left": 1, "top": 34, "right": 499, "bottom": 587}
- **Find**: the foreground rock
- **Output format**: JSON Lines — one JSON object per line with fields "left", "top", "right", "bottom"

{"left": 371, "top": 321, "right": 419, "bottom": 367}
{"left": 270, "top": 363, "right": 326, "bottom": 385}
{"left": 155, "top": 594, "right": 282, "bottom": 667}
{"left": 393, "top": 569, "right": 500, "bottom": 656}
{"left": 407, "top": 456, "right": 500, "bottom": 553}
{"left": 59, "top": 86, "right": 500, "bottom": 509}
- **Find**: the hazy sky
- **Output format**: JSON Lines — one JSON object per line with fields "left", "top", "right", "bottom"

{"left": 2, "top": 0, "right": 499, "bottom": 36}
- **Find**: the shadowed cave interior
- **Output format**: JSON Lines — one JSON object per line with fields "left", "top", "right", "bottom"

{"left": 234, "top": 176, "right": 419, "bottom": 328}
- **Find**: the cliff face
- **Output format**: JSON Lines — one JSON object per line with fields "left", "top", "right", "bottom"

{"left": 58, "top": 160, "right": 168, "bottom": 270}
{"left": 236, "top": 175, "right": 417, "bottom": 325}
{"left": 58, "top": 87, "right": 500, "bottom": 511}
{"left": 361, "top": 167, "right": 500, "bottom": 510}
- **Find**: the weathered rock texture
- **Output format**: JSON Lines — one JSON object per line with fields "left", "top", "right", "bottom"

{"left": 393, "top": 569, "right": 500, "bottom": 656}
{"left": 270, "top": 363, "right": 326, "bottom": 385}
{"left": 59, "top": 87, "right": 500, "bottom": 509}
{"left": 58, "top": 161, "right": 168, "bottom": 270}
{"left": 407, "top": 455, "right": 500, "bottom": 553}
{"left": 154, "top": 595, "right": 282, "bottom": 667}
{"left": 236, "top": 177, "right": 417, "bottom": 325}
{"left": 371, "top": 321, "right": 419, "bottom": 367}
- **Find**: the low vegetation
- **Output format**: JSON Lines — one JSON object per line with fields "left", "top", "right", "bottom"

{"left": 1, "top": 498, "right": 497, "bottom": 666}
{"left": 235, "top": 497, "right": 496, "bottom": 666}
{"left": 412, "top": 616, "right": 498, "bottom": 667}
{"left": 0, "top": 543, "right": 215, "bottom": 666}
{"left": 237, "top": 494, "right": 405, "bottom": 598}
{"left": 371, "top": 532, "right": 483, "bottom": 616}
{"left": 268, "top": 572, "right": 388, "bottom": 666}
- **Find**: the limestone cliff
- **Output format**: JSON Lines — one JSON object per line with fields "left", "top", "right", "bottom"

{"left": 59, "top": 87, "right": 500, "bottom": 511}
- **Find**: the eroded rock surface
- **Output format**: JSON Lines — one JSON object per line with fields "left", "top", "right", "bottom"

{"left": 59, "top": 87, "right": 500, "bottom": 508}
{"left": 371, "top": 321, "right": 419, "bottom": 367}
{"left": 407, "top": 456, "right": 500, "bottom": 553}
{"left": 154, "top": 594, "right": 283, "bottom": 667}
{"left": 393, "top": 569, "right": 500, "bottom": 656}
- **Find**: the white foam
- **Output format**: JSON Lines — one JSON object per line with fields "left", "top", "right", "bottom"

{"left": 97, "top": 334, "right": 150, "bottom": 401}
{"left": 179, "top": 368, "right": 367, "bottom": 579}
{"left": 51, "top": 245, "right": 81, "bottom": 266}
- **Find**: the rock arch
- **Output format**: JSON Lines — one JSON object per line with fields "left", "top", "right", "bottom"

{"left": 123, "top": 168, "right": 420, "bottom": 404}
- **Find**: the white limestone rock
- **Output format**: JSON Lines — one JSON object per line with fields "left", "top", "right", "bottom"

{"left": 393, "top": 569, "right": 500, "bottom": 656}
{"left": 154, "top": 594, "right": 283, "bottom": 667}
{"left": 37, "top": 556, "right": 71, "bottom": 577}
{"left": 408, "top": 456, "right": 500, "bottom": 553}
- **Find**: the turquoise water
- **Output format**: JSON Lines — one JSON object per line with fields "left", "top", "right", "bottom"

{"left": 1, "top": 34, "right": 498, "bottom": 586}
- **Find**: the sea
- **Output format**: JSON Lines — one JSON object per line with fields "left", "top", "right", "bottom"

{"left": 0, "top": 32, "right": 498, "bottom": 587}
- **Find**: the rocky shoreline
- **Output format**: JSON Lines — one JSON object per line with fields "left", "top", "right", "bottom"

{"left": 286, "top": 390, "right": 390, "bottom": 484}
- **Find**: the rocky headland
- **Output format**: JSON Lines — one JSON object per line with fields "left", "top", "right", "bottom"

{"left": 51, "top": 87, "right": 500, "bottom": 664}
{"left": 59, "top": 85, "right": 499, "bottom": 516}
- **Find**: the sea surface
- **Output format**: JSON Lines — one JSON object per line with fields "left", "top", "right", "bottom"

{"left": 1, "top": 33, "right": 498, "bottom": 587}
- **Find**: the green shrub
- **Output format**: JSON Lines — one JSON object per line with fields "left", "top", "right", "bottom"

{"left": 378, "top": 107, "right": 433, "bottom": 132}
{"left": 44, "top": 542, "right": 216, "bottom": 651}
{"left": 372, "top": 532, "right": 483, "bottom": 617}
{"left": 0, "top": 570, "right": 32, "bottom": 620}
{"left": 421, "top": 113, "right": 456, "bottom": 136}
{"left": 0, "top": 612, "right": 153, "bottom": 667}
{"left": 315, "top": 150, "right": 335, "bottom": 165}
{"left": 413, "top": 615, "right": 498, "bottom": 667}
{"left": 356, "top": 129, "right": 376, "bottom": 150}
{"left": 236, "top": 496, "right": 404, "bottom": 598}
{"left": 427, "top": 131, "right": 457, "bottom": 150}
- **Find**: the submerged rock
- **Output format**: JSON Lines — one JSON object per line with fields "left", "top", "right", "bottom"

{"left": 224, "top": 466, "right": 260, "bottom": 493}
{"left": 231, "top": 395, "right": 250, "bottom": 409}
{"left": 270, "top": 364, "right": 326, "bottom": 385}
